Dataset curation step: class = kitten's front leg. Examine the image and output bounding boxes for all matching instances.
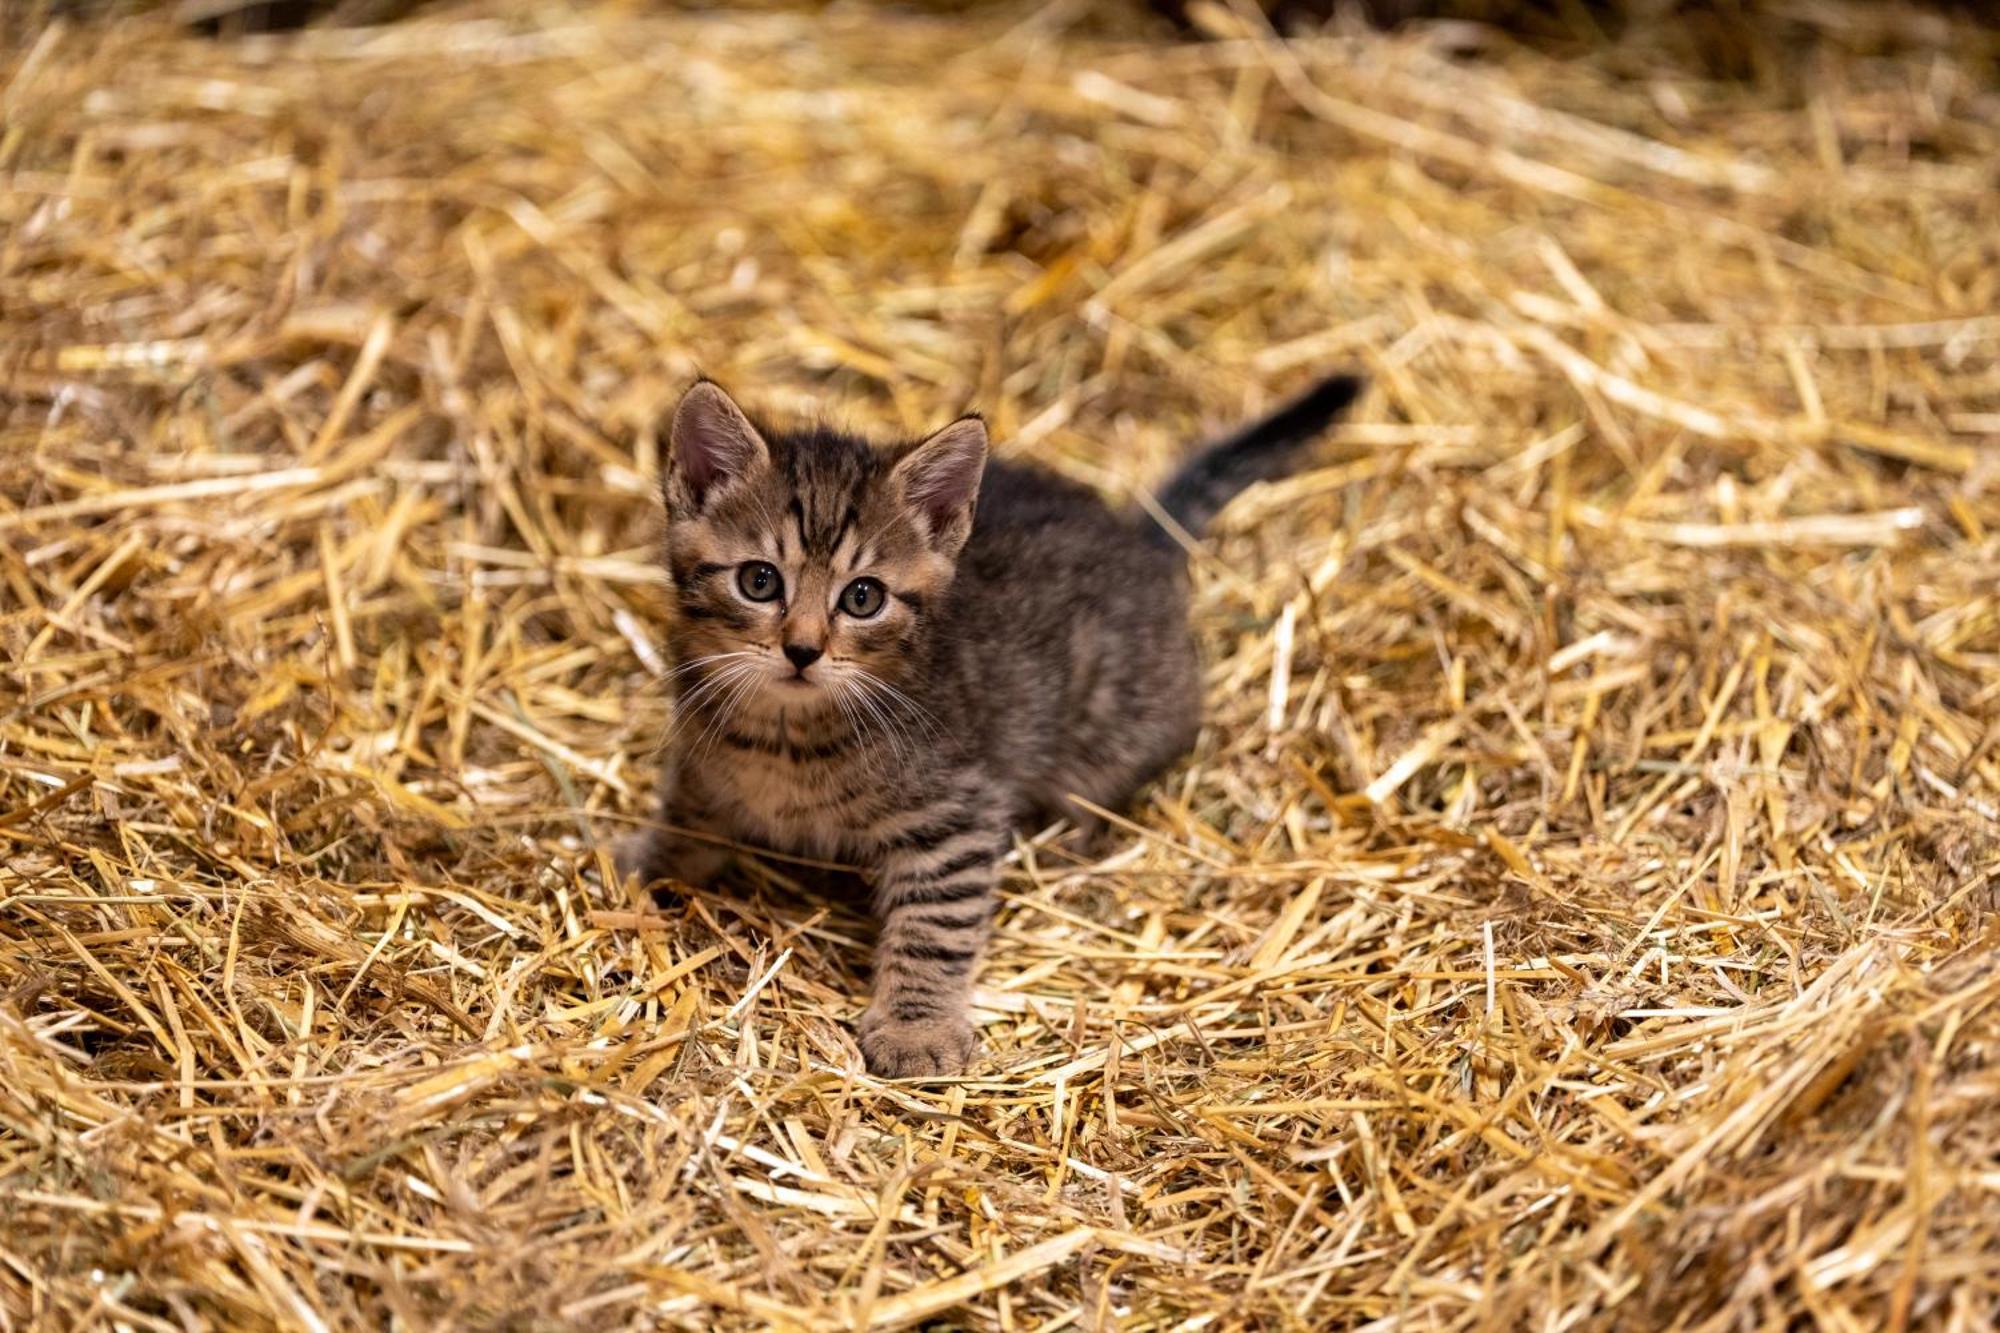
[614,822,731,889]
[614,766,733,890]
[859,814,1005,1078]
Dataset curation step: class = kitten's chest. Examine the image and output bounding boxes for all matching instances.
[690,742,886,860]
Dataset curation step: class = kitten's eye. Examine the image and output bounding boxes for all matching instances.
[838,577,886,618]
[737,561,783,603]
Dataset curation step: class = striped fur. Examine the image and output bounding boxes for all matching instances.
[619,376,1360,1076]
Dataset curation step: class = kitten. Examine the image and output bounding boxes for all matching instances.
[618,373,1364,1076]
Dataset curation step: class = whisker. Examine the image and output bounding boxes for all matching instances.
[670,662,749,716]
[666,661,759,745]
[694,665,770,760]
[828,678,866,752]
[848,676,916,765]
[830,677,880,756]
[688,666,764,763]
[851,666,944,745]
[664,650,759,683]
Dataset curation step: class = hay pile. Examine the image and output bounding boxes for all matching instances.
[4,0,1998,1325]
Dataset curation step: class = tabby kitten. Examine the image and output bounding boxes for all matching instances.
[618,373,1364,1076]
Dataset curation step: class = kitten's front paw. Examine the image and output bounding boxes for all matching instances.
[612,830,660,884]
[858,1010,977,1079]
[612,829,728,890]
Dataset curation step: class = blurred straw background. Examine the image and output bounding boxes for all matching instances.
[3,0,1998,1326]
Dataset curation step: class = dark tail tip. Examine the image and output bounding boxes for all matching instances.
[1152,372,1365,542]
[1258,373,1367,443]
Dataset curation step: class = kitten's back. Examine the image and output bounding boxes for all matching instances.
[926,376,1363,825]
[928,459,1194,825]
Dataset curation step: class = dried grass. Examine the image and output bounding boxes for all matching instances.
[4,0,2000,1327]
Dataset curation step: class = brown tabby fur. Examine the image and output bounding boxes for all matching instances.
[619,374,1363,1076]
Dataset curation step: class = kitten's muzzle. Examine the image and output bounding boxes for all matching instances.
[783,643,823,672]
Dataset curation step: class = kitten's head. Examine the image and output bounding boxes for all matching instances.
[657,380,986,712]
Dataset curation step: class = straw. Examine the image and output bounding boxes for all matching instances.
[2,0,1997,1326]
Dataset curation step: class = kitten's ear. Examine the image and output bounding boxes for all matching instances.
[665,380,769,513]
[890,416,987,553]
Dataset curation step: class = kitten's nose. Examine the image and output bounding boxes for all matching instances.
[783,643,822,672]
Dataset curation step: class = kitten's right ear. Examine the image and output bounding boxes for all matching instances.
[665,380,769,514]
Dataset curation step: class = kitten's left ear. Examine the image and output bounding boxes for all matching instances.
[890,416,987,554]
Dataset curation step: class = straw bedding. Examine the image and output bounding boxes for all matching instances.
[3,1,1998,1327]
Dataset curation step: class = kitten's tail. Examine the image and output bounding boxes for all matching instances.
[1149,373,1365,545]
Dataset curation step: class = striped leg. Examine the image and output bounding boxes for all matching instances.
[859,812,1005,1078]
